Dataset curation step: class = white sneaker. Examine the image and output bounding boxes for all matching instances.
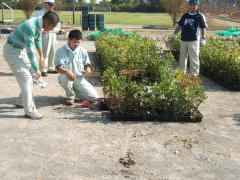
[25,112,43,120]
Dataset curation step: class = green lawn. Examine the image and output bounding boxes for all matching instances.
[104,12,172,26]
[1,10,172,27]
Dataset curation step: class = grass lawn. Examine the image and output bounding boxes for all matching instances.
[1,10,172,27]
[104,12,172,26]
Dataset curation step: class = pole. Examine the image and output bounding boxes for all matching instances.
[73,0,76,24]
[1,3,4,22]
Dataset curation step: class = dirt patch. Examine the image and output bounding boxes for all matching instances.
[119,150,137,168]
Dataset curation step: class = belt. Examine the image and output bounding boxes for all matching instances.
[7,39,22,49]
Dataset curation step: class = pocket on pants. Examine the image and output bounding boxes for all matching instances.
[3,43,21,66]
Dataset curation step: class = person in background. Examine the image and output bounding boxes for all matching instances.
[3,11,59,120]
[55,29,99,106]
[37,0,60,76]
[173,0,207,79]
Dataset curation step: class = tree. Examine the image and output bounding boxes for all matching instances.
[101,0,111,7]
[90,0,97,5]
[54,0,65,12]
[111,0,123,4]
[162,0,187,26]
[17,0,38,19]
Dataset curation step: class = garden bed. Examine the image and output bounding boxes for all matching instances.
[166,37,240,91]
[96,34,206,122]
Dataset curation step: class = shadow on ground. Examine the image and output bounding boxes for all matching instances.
[53,105,194,126]
[0,96,64,108]
[0,114,25,120]
[200,76,227,92]
[232,114,240,126]
[0,71,13,77]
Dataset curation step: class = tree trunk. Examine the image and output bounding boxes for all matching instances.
[172,15,177,26]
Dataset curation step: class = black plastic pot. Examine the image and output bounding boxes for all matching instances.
[96,14,105,30]
[88,14,96,31]
[110,111,203,123]
[82,15,89,31]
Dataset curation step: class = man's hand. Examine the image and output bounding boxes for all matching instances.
[172,33,177,39]
[200,38,206,46]
[35,71,42,80]
[65,70,76,81]
[84,66,92,76]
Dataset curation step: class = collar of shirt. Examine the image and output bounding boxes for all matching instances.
[188,10,199,16]
[65,43,80,55]
[38,16,43,31]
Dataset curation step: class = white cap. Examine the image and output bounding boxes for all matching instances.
[43,0,55,3]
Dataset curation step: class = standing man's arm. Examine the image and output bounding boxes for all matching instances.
[201,28,206,39]
[35,33,45,68]
[23,29,42,79]
[199,13,208,46]
[173,14,185,35]
[174,25,182,35]
[36,47,45,67]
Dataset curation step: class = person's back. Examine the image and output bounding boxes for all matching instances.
[8,16,42,50]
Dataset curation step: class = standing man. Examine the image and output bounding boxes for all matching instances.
[37,0,60,76]
[174,0,207,77]
[3,11,59,119]
[55,30,99,106]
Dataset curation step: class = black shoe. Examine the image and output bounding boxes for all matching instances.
[47,70,58,74]
[41,72,48,77]
[65,99,74,106]
[15,104,23,109]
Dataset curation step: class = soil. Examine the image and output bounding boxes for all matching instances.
[0,38,240,179]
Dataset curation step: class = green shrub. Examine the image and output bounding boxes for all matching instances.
[166,37,240,90]
[97,35,206,120]
[200,38,240,89]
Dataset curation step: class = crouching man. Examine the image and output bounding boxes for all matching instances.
[55,29,99,105]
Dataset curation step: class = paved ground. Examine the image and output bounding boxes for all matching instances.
[0,39,240,180]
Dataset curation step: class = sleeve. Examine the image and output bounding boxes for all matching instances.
[36,10,44,17]
[178,14,186,27]
[83,49,91,66]
[199,14,207,28]
[22,26,40,72]
[55,48,65,69]
[35,31,42,48]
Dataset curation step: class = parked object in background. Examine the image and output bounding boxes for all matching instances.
[88,14,96,31]
[216,28,240,38]
[89,28,133,40]
[96,14,105,30]
[0,28,13,39]
[82,5,89,31]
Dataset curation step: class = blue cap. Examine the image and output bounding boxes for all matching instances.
[189,0,200,5]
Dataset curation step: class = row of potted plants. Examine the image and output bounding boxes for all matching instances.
[166,37,240,90]
[95,35,206,122]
